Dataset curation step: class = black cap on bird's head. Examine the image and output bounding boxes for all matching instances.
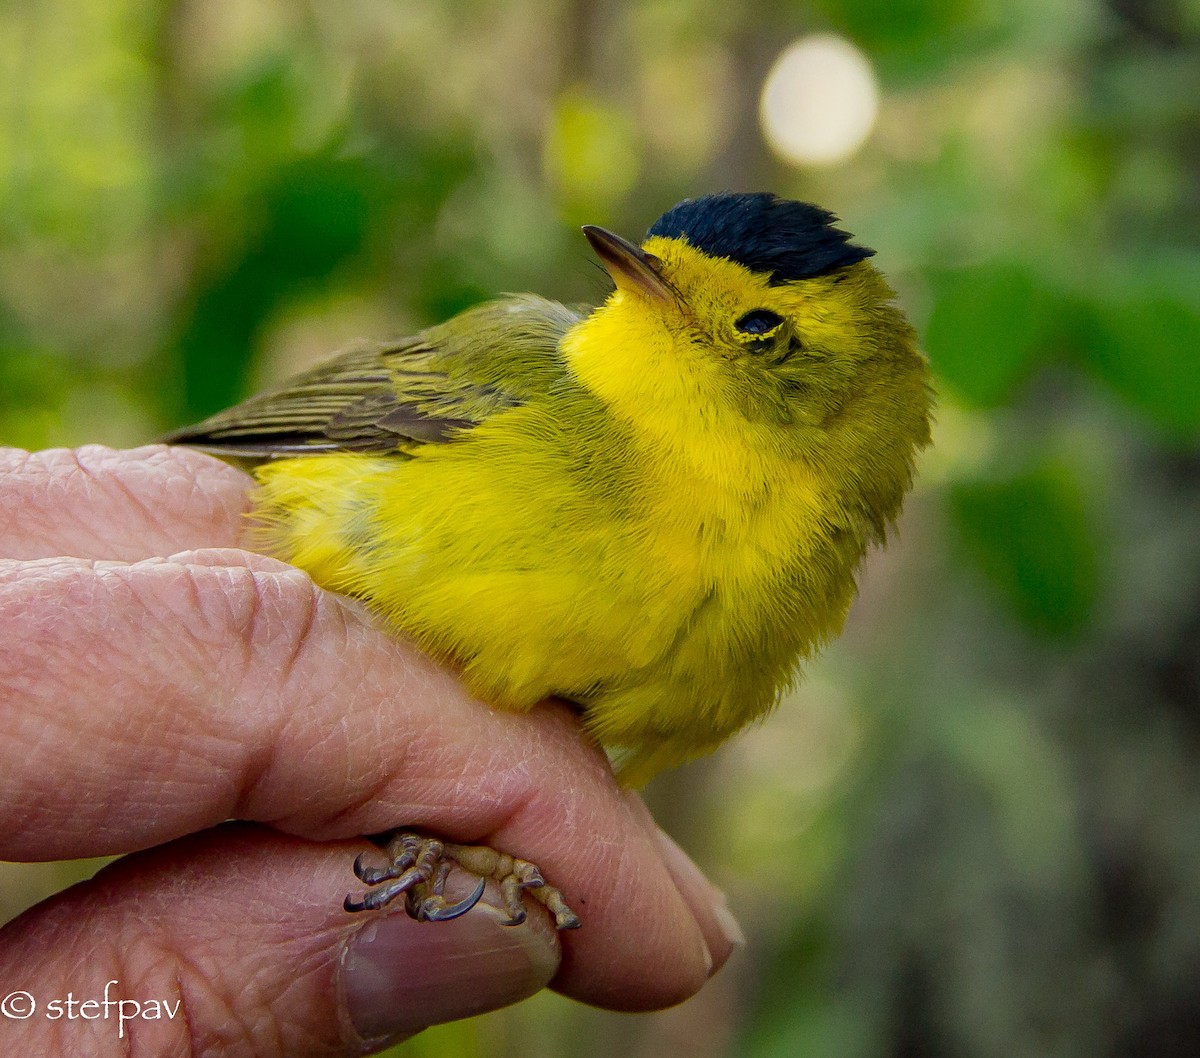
[645,192,874,285]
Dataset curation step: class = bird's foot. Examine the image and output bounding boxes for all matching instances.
[343,831,581,930]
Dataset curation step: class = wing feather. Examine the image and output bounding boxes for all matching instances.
[163,295,584,460]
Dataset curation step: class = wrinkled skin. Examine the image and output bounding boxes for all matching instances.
[0,444,739,1057]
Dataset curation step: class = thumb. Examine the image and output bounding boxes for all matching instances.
[340,890,560,1047]
[0,824,559,1056]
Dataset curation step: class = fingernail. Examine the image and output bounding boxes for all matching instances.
[711,891,747,949]
[652,827,745,969]
[338,904,561,1047]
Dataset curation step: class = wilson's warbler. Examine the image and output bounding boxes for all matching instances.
[167,192,933,928]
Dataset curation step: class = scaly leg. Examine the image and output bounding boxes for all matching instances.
[344,831,581,930]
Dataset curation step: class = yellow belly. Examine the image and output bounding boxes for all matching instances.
[250,412,861,784]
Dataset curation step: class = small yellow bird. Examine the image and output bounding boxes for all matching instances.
[167,193,933,928]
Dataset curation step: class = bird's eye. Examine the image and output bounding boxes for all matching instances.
[735,309,784,335]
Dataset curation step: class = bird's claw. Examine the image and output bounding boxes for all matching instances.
[408,876,487,922]
[345,830,581,930]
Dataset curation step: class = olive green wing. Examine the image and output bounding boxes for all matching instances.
[163,295,585,459]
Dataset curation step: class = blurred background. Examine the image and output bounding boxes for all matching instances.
[2,0,1199,1054]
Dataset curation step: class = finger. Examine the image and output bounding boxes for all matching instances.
[0,824,561,1055]
[646,813,745,978]
[0,445,251,561]
[0,551,726,1009]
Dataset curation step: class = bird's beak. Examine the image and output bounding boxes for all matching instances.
[582,225,673,302]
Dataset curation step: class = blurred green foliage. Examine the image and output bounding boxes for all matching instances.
[950,462,1099,638]
[2,0,1199,1056]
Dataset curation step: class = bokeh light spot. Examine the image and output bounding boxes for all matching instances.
[544,89,640,222]
[759,34,879,167]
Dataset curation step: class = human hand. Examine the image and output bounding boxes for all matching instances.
[0,445,741,1056]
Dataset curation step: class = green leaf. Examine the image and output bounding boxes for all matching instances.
[949,462,1099,638]
[170,149,382,420]
[1086,290,1200,442]
[924,261,1048,407]
[815,0,980,48]
[806,0,1009,80]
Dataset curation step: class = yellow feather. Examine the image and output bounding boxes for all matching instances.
[241,233,932,786]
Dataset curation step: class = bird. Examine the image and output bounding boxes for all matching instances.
[166,192,934,929]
